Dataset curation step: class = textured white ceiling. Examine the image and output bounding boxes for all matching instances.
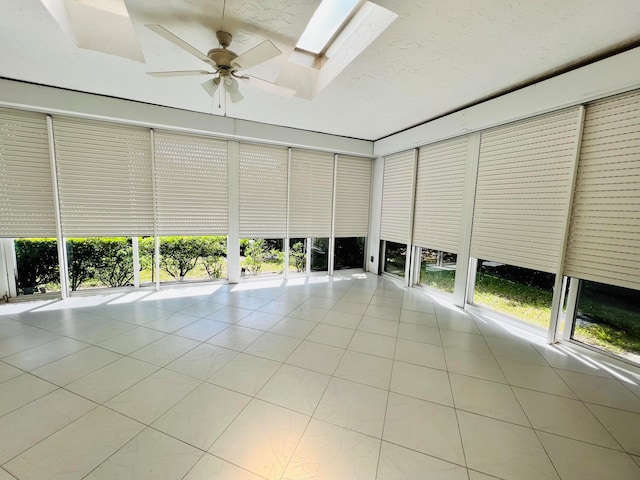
[1,0,639,140]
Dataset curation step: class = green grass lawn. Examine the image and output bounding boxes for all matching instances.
[420,268,640,356]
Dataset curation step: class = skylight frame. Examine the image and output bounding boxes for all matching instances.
[296,0,362,55]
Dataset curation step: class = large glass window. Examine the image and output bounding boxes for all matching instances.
[15,238,60,295]
[66,237,134,291]
[473,259,555,330]
[289,238,307,274]
[311,238,329,272]
[334,237,365,270]
[419,248,457,294]
[571,280,640,362]
[383,241,406,277]
[241,238,284,277]
[139,236,227,284]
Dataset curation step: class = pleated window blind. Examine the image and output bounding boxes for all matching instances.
[334,155,371,238]
[53,117,154,237]
[288,149,334,238]
[0,108,57,238]
[470,107,583,273]
[238,142,288,238]
[413,136,469,253]
[153,131,228,236]
[380,150,415,244]
[565,91,640,290]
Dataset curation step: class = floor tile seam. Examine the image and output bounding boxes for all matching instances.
[375,325,399,480]
[442,336,471,472]
[60,358,162,405]
[100,374,203,427]
[503,378,564,480]
[581,401,639,453]
[529,423,628,453]
[380,438,469,470]
[582,398,640,416]
[391,357,449,375]
[78,423,151,480]
[0,334,68,361]
[467,467,506,480]
[123,332,204,363]
[0,320,63,341]
[0,401,102,469]
[29,349,126,389]
[0,379,61,419]
[0,361,31,384]
[164,351,241,382]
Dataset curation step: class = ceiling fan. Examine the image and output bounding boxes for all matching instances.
[146,25,295,103]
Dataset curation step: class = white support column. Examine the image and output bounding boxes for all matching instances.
[411,246,421,285]
[404,148,419,287]
[47,115,69,299]
[453,132,481,308]
[562,278,580,341]
[0,238,17,299]
[150,129,160,291]
[227,141,241,283]
[306,238,312,273]
[548,106,586,344]
[367,156,383,273]
[465,257,478,305]
[328,154,338,275]
[132,236,140,288]
[284,148,291,280]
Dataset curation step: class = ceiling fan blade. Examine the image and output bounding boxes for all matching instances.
[201,77,220,97]
[232,40,281,71]
[146,24,215,66]
[244,75,296,97]
[223,77,244,103]
[148,70,214,78]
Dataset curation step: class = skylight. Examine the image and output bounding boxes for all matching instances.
[296,0,361,55]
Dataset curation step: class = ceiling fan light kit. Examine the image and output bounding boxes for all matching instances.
[146,24,287,103]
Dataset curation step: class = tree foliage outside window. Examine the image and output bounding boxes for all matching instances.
[289,241,306,272]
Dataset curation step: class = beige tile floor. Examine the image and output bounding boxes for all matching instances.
[0,273,640,479]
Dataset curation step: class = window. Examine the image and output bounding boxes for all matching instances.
[311,238,330,272]
[14,238,60,295]
[383,241,406,277]
[419,249,457,294]
[289,238,307,274]
[473,259,555,330]
[334,237,365,270]
[66,237,134,291]
[571,280,640,362]
[139,236,227,284]
[296,0,360,54]
[241,239,284,277]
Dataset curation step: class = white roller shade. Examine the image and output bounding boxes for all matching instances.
[470,107,583,273]
[154,131,228,236]
[289,149,334,238]
[238,142,288,238]
[334,155,371,238]
[565,90,640,290]
[0,108,56,238]
[413,136,469,253]
[53,117,154,237]
[380,150,415,244]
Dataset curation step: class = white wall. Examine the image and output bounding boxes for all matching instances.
[374,46,640,157]
[0,79,374,158]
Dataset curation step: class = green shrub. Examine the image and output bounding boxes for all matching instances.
[15,238,59,292]
[91,238,134,288]
[243,239,267,275]
[66,238,101,291]
[201,236,227,279]
[289,241,306,272]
